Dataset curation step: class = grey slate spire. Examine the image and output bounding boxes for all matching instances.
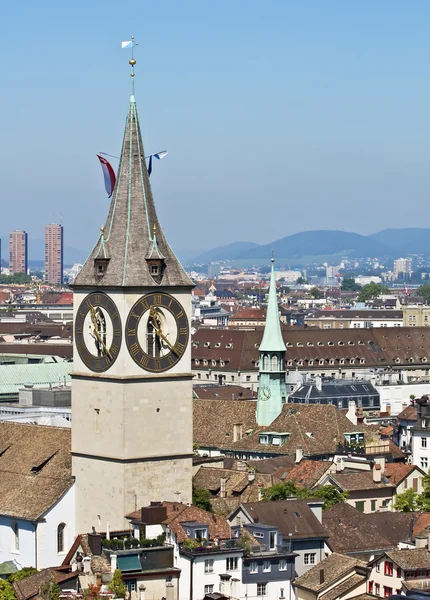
[73,94,193,289]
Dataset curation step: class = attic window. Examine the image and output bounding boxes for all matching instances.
[297,342,304,347]
[329,359,335,365]
[287,360,293,367]
[409,358,415,363]
[328,342,334,346]
[259,435,269,445]
[317,342,324,347]
[195,359,200,365]
[31,451,58,474]
[204,342,211,348]
[151,265,159,275]
[203,360,208,366]
[220,360,225,367]
[254,343,260,349]
[215,342,221,348]
[308,360,314,366]
[360,358,365,364]
[307,342,314,347]
[297,360,304,366]
[319,359,325,365]
[348,341,354,346]
[423,357,428,363]
[212,360,217,367]
[338,341,344,346]
[358,341,364,345]
[286,342,293,347]
[294,512,301,517]
[226,343,233,349]
[193,341,199,347]
[349,358,355,364]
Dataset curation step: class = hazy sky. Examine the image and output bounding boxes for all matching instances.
[0,0,429,261]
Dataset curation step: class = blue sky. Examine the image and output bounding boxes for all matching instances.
[0,0,429,262]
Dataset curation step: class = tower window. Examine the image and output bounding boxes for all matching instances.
[151,265,159,275]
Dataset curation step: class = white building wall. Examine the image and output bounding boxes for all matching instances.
[411,429,430,471]
[0,517,36,567]
[36,485,75,569]
[377,382,430,415]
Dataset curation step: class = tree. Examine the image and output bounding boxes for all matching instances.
[416,470,430,512]
[108,569,126,599]
[0,581,15,600]
[8,568,37,583]
[394,488,419,512]
[418,284,430,305]
[341,278,361,292]
[192,485,212,512]
[309,287,324,299]
[296,277,307,285]
[311,485,349,510]
[261,482,347,510]
[357,283,390,303]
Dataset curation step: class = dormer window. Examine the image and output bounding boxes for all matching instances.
[151,265,159,275]
[94,258,110,278]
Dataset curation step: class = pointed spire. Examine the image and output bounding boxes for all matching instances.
[73,93,192,288]
[259,257,285,352]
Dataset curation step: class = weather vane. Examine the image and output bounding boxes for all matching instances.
[122,37,139,89]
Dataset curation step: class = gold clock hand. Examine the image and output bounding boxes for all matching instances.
[155,327,175,352]
[88,303,112,360]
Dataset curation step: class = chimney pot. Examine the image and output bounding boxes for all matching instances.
[319,568,324,584]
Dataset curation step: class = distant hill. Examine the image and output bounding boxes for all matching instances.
[369,228,430,256]
[192,241,260,264]
[240,230,394,260]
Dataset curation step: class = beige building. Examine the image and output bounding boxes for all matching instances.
[403,304,430,326]
[305,310,403,329]
[394,257,412,279]
[9,230,28,275]
[71,91,194,532]
[44,223,63,284]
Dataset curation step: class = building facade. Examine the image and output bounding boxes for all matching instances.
[9,230,28,275]
[44,223,64,284]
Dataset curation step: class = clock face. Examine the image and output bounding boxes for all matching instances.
[125,292,189,372]
[259,386,271,401]
[75,292,122,372]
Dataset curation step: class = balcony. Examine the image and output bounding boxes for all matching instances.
[180,539,243,555]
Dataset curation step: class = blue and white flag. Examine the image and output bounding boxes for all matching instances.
[154,151,168,160]
[121,40,133,49]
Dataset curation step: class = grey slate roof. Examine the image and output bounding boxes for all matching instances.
[73,95,193,289]
[290,382,378,401]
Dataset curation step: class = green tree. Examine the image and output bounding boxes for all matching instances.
[416,471,430,512]
[0,581,15,600]
[0,273,32,284]
[309,287,324,299]
[108,569,126,599]
[192,486,212,512]
[261,482,346,510]
[296,276,307,285]
[311,485,349,510]
[357,283,390,303]
[394,488,419,512]
[341,278,362,292]
[418,284,430,305]
[8,568,37,583]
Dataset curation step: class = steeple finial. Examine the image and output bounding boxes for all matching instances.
[126,36,138,97]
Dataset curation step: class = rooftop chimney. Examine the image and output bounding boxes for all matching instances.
[295,448,303,464]
[373,463,382,483]
[346,400,357,426]
[110,553,117,573]
[83,557,91,574]
[87,532,102,556]
[319,569,324,585]
[220,478,227,498]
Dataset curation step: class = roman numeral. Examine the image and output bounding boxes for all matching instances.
[77,341,86,355]
[110,343,119,357]
[140,355,149,368]
[111,311,119,321]
[174,342,185,356]
[168,298,173,308]
[179,328,187,336]
[113,329,121,337]
[152,295,162,306]
[131,312,141,320]
[94,294,101,305]
[130,342,140,358]
[167,355,174,365]
[127,328,136,337]
[176,310,184,319]
[153,359,160,371]
[75,328,83,335]
[140,299,149,310]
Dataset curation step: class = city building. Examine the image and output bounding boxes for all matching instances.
[305,309,403,329]
[288,378,380,411]
[44,223,64,284]
[394,257,412,280]
[256,258,287,426]
[71,72,194,532]
[403,304,430,326]
[410,396,430,471]
[9,230,28,275]
[227,499,327,577]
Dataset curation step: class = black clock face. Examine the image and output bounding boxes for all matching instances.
[125,292,189,372]
[75,292,122,372]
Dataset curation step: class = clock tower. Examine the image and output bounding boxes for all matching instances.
[71,62,194,532]
[256,258,287,426]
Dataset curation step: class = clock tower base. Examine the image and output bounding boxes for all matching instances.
[71,373,193,533]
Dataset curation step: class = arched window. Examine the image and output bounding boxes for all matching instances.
[147,312,161,358]
[57,523,66,553]
[271,355,278,371]
[263,355,269,370]
[94,308,106,357]
[12,522,19,551]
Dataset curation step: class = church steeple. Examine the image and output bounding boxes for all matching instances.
[73,91,192,289]
[256,257,287,426]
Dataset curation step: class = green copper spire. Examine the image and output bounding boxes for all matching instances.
[259,258,285,353]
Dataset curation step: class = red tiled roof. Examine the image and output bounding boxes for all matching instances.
[280,460,331,488]
[384,463,423,486]
[231,308,266,320]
